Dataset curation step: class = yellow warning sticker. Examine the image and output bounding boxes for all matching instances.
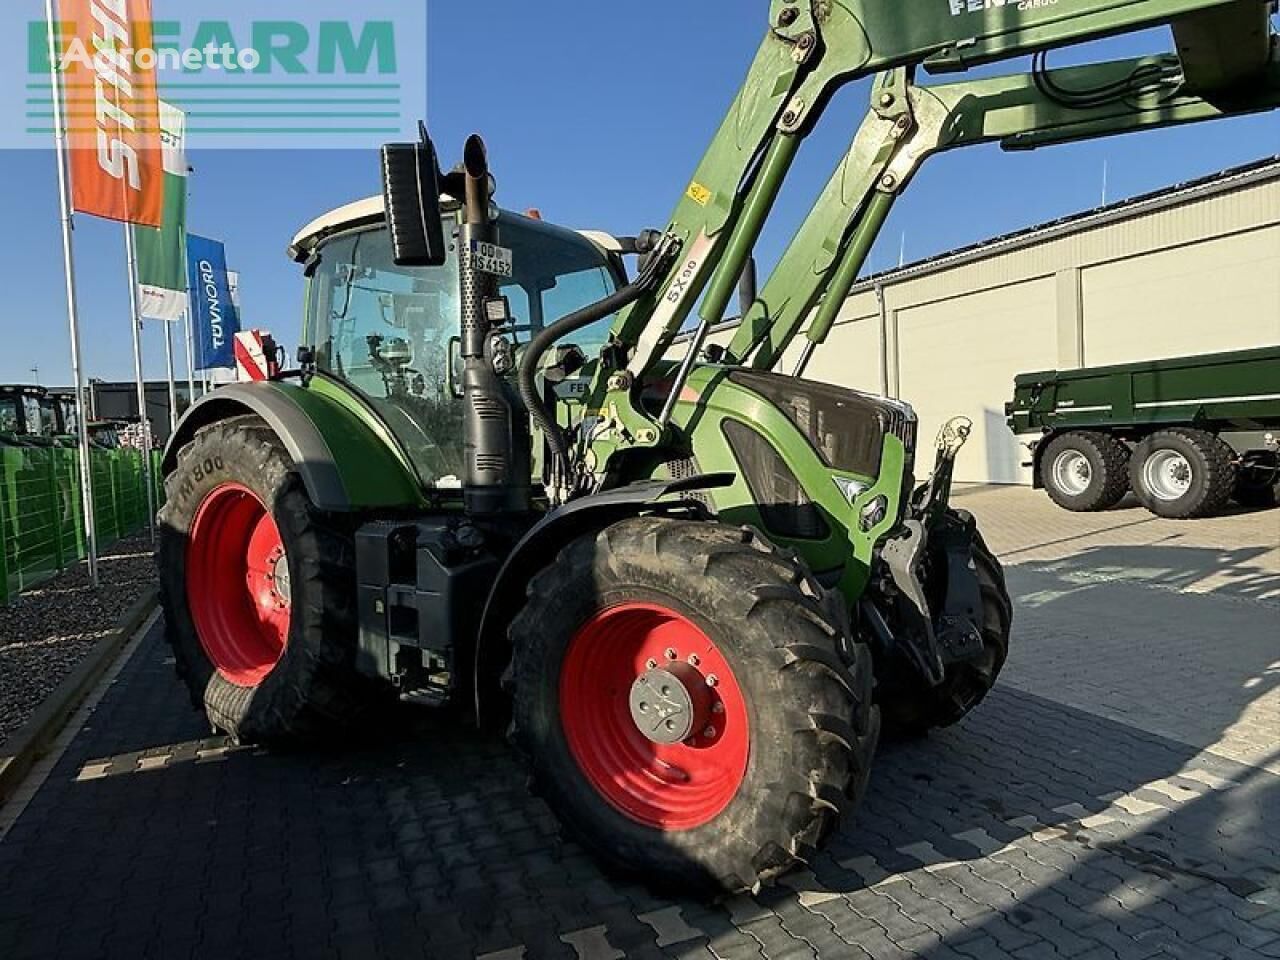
[686,181,712,206]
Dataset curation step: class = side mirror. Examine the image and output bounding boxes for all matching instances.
[381,124,447,267]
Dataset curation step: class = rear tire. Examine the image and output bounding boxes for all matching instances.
[508,517,879,894]
[1130,428,1234,519]
[879,515,1012,736]
[158,416,376,744]
[1039,431,1129,512]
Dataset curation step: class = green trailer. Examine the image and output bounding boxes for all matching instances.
[1006,346,1280,518]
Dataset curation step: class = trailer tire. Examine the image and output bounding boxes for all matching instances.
[508,517,879,894]
[158,415,375,744]
[1130,428,1235,520]
[1039,431,1129,512]
[879,517,1012,736]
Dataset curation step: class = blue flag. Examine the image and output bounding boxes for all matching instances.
[187,235,241,370]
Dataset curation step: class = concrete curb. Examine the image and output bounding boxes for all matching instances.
[0,587,159,804]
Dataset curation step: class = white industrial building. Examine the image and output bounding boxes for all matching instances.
[697,157,1280,485]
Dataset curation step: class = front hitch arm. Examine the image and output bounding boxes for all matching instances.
[870,416,984,689]
[916,416,972,525]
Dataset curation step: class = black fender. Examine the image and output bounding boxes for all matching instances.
[162,382,423,512]
[472,473,735,726]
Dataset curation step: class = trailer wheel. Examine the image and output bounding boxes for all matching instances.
[879,516,1012,736]
[158,416,374,744]
[1039,431,1129,512]
[508,517,878,894]
[1130,428,1235,519]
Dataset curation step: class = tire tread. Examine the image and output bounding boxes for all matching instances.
[507,517,879,894]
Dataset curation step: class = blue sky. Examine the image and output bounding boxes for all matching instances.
[1,1,1277,385]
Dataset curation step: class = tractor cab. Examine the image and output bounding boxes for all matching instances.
[0,386,57,447]
[290,195,627,490]
[46,390,80,443]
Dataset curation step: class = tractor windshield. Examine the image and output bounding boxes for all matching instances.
[38,397,60,436]
[56,397,79,435]
[306,211,619,488]
[21,396,41,436]
[0,399,19,436]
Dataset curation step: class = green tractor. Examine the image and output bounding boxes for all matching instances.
[0,386,63,447]
[158,2,1279,892]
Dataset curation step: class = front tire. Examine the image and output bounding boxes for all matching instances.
[1130,428,1234,519]
[158,416,374,744]
[508,517,879,894]
[1039,431,1129,512]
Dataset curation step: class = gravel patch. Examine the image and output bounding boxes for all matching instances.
[0,536,155,748]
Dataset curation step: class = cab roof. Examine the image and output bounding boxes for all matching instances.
[288,195,623,263]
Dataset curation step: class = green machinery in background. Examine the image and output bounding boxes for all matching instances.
[0,386,161,602]
[0,443,162,605]
[157,2,1280,892]
[0,385,66,446]
[1008,345,1280,518]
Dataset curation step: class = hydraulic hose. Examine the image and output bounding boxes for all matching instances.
[517,237,676,486]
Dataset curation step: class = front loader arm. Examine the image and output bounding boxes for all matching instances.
[739,43,1280,371]
[585,0,1277,485]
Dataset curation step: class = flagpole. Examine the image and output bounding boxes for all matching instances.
[125,224,157,542]
[183,307,196,407]
[45,0,98,587]
[163,318,178,434]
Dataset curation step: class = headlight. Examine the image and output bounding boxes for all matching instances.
[859,494,888,532]
[832,475,868,505]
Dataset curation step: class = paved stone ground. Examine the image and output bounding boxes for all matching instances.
[0,486,1277,960]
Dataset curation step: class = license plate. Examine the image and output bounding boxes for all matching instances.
[471,241,513,278]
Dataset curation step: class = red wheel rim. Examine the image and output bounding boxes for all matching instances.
[186,483,290,687]
[559,602,749,830]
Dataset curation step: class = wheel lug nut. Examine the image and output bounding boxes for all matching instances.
[646,658,658,670]
[687,654,700,667]
[706,674,718,687]
[703,726,716,738]
[664,648,677,660]
[712,702,724,714]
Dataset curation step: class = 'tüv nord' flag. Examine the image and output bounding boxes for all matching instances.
[60,0,164,226]
[134,102,187,321]
[187,235,240,370]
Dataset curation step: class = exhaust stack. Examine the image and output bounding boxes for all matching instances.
[457,135,529,515]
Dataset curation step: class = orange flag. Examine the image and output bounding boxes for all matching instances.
[60,0,163,226]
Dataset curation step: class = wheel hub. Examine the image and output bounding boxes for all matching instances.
[186,483,291,687]
[559,602,749,830]
[1143,449,1193,501]
[270,550,291,606]
[629,662,712,745]
[1052,450,1092,496]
